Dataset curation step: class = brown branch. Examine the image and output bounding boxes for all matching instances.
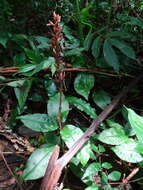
[108,167,139,185]
[40,73,143,190]
[122,168,139,184]
[0,66,133,77]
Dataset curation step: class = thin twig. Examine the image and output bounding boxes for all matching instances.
[1,153,24,190]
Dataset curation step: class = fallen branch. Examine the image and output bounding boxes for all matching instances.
[41,73,143,190]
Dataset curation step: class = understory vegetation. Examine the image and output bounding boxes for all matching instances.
[1,0,143,190]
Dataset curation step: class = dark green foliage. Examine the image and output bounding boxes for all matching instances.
[1,1,143,190]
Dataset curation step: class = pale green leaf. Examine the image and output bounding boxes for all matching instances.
[102,162,112,169]
[74,73,95,100]
[108,171,121,181]
[60,125,91,166]
[126,107,143,142]
[112,140,143,163]
[22,145,54,180]
[98,123,128,145]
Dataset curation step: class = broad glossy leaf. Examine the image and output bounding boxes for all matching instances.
[110,39,135,60]
[18,114,58,132]
[108,171,121,181]
[103,39,119,71]
[48,93,69,122]
[92,90,111,109]
[60,125,91,166]
[14,79,32,113]
[22,145,54,180]
[126,107,143,142]
[74,73,95,100]
[92,36,102,58]
[98,123,128,145]
[112,140,143,163]
[67,96,96,119]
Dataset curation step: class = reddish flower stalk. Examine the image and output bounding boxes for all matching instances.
[47,12,65,129]
[47,12,65,82]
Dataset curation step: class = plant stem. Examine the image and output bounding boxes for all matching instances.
[107,0,113,31]
[76,0,84,44]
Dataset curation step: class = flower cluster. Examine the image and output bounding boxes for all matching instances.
[47,12,65,82]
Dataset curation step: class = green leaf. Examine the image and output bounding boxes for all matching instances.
[0,37,8,48]
[17,64,36,74]
[60,125,91,166]
[91,36,102,59]
[97,123,128,145]
[98,144,106,153]
[67,96,97,119]
[24,48,42,64]
[14,79,32,113]
[112,140,143,163]
[7,80,25,87]
[126,107,143,142]
[107,31,134,39]
[22,145,54,180]
[109,39,136,60]
[31,57,56,76]
[108,171,121,181]
[103,39,119,71]
[34,36,50,49]
[65,48,84,56]
[47,93,69,122]
[101,172,108,185]
[92,90,111,109]
[84,31,94,51]
[85,184,99,190]
[82,162,101,180]
[102,162,112,169]
[44,79,57,97]
[18,114,58,132]
[74,73,95,100]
